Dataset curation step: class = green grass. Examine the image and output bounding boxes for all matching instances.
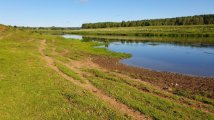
[54,61,85,83]
[1,26,214,120]
[29,25,214,44]
[46,36,130,60]
[173,90,214,106]
[85,69,214,108]
[32,25,214,38]
[70,25,214,37]
[84,68,214,120]
[0,28,129,120]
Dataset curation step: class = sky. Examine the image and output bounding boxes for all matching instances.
[0,0,214,27]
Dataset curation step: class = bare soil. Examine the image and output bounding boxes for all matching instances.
[39,40,148,120]
[92,55,214,99]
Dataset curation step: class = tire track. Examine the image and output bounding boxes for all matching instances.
[39,40,148,120]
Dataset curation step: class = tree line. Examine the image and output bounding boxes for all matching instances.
[82,14,214,29]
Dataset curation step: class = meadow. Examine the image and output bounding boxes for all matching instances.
[0,26,214,120]
[32,25,214,38]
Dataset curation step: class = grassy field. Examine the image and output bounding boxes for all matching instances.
[32,25,214,38]
[0,26,214,119]
[0,27,129,119]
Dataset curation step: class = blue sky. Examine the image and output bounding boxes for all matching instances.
[0,0,213,27]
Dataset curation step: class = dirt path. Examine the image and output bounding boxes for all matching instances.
[39,40,148,120]
[64,58,214,114]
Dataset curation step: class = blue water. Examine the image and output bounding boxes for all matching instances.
[108,42,214,77]
[63,35,214,77]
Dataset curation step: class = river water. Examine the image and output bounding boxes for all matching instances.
[63,34,214,77]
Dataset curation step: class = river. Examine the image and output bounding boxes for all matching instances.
[63,34,214,77]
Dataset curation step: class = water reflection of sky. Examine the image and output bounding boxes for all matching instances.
[109,42,214,77]
[62,34,83,39]
[63,34,214,77]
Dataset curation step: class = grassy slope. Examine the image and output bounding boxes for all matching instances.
[0,27,214,119]
[48,33,214,120]
[0,25,5,30]
[84,69,214,120]
[0,28,128,119]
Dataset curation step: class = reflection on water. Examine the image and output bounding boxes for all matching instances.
[62,34,83,39]
[63,34,214,77]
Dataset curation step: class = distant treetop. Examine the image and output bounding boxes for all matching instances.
[82,14,214,29]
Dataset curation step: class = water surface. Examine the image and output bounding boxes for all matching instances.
[63,34,82,39]
[63,34,214,77]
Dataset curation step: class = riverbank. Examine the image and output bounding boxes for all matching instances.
[0,27,214,119]
[92,55,214,99]
[82,34,214,45]
[63,34,214,77]
[71,25,214,37]
[32,25,214,38]
[61,34,214,99]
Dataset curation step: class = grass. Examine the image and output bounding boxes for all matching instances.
[54,61,85,83]
[70,25,214,37]
[32,25,214,38]
[84,68,214,120]
[47,36,130,60]
[0,24,6,30]
[0,28,129,119]
[85,69,214,110]
[173,90,214,106]
[29,25,214,44]
[1,26,214,119]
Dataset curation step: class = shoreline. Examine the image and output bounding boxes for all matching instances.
[91,55,214,99]
[119,60,214,78]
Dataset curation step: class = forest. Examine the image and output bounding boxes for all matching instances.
[82,14,214,29]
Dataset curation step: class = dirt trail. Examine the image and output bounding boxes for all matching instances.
[39,40,148,120]
[55,53,214,114]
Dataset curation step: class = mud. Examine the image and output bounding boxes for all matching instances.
[92,55,214,99]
